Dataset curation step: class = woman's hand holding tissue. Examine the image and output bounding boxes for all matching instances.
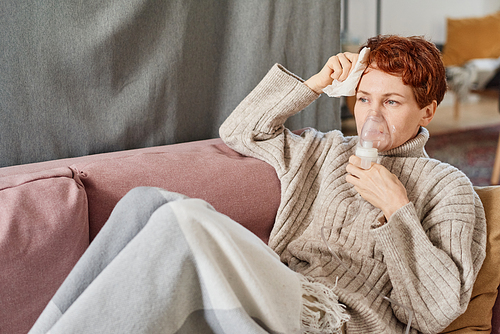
[345,155,410,222]
[304,52,359,95]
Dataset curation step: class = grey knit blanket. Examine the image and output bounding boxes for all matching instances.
[28,187,348,334]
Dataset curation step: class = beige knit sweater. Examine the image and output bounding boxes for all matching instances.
[219,64,487,334]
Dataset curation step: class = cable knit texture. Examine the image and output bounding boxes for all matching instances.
[219,64,487,334]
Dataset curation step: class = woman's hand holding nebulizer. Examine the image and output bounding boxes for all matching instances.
[347,113,410,220]
[356,113,393,169]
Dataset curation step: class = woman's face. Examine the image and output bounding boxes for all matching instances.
[354,67,436,151]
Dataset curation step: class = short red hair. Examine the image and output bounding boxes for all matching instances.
[360,35,447,109]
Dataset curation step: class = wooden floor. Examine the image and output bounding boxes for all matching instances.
[341,92,500,136]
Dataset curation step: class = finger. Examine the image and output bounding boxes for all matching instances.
[345,174,354,186]
[336,54,353,81]
[348,155,362,168]
[343,52,358,62]
[344,53,359,76]
[328,55,343,81]
[345,163,359,177]
[346,173,361,185]
[347,173,379,204]
[333,52,360,81]
[346,177,373,201]
[346,162,370,183]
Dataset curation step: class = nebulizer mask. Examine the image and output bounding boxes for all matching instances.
[355,112,393,169]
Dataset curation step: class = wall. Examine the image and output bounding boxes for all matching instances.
[344,0,500,45]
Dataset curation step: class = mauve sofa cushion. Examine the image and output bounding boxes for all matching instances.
[78,140,281,243]
[0,167,89,334]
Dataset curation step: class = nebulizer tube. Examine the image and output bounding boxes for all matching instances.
[318,114,414,333]
[320,226,413,334]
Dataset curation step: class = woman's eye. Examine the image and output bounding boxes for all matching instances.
[358,97,368,103]
[386,100,399,106]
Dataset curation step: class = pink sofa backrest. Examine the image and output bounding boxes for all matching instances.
[76,139,282,242]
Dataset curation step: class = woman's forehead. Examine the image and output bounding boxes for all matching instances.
[358,68,412,96]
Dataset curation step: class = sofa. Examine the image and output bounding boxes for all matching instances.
[2,137,500,334]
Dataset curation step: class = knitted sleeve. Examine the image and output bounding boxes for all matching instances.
[371,162,487,333]
[219,64,320,177]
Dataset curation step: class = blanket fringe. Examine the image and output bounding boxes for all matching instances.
[299,276,350,334]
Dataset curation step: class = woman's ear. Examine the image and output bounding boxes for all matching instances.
[418,100,437,127]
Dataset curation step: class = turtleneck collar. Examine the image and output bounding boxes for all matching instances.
[379,127,430,158]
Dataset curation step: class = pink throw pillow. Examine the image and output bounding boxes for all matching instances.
[0,167,89,334]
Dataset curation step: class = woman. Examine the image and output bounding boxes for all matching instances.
[220,35,486,333]
[31,35,486,334]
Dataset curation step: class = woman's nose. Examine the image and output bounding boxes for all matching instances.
[367,108,383,117]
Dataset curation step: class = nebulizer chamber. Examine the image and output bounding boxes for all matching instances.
[355,113,393,169]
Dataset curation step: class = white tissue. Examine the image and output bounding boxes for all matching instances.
[322,47,370,97]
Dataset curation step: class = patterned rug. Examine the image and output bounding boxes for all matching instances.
[425,125,500,186]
